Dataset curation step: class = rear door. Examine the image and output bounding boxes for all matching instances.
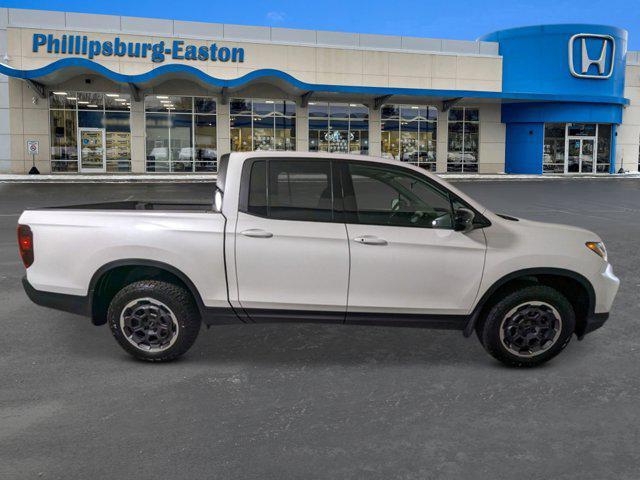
[234,158,350,321]
[341,161,486,322]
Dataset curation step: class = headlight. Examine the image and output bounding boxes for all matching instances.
[586,241,607,261]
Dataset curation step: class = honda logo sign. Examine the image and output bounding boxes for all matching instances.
[568,33,615,79]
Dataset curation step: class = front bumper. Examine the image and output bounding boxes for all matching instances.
[22,276,91,317]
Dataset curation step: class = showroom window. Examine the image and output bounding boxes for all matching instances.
[145,96,217,172]
[308,102,369,154]
[543,123,612,174]
[381,104,437,171]
[447,107,479,172]
[50,91,131,172]
[230,98,296,152]
[543,123,566,173]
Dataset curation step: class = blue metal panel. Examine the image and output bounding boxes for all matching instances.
[481,24,628,103]
[505,123,544,174]
[502,102,623,124]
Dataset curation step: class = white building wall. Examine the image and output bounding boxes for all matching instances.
[618,61,640,172]
[0,8,10,173]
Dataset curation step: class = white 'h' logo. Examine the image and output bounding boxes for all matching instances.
[568,34,615,79]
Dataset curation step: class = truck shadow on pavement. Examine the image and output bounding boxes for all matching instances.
[63,318,579,369]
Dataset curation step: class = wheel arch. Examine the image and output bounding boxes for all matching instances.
[464,268,596,338]
[88,259,206,326]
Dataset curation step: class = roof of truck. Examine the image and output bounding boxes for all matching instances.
[228,151,394,162]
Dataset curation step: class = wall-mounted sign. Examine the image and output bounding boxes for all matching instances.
[568,34,615,79]
[32,33,245,64]
[26,140,39,156]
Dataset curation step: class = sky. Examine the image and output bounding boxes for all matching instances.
[2,0,640,49]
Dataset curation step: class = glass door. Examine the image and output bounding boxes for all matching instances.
[565,137,596,173]
[78,128,106,173]
[580,139,594,173]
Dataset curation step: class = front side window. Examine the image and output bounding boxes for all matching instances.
[447,107,479,172]
[308,102,369,155]
[381,104,437,171]
[230,99,296,152]
[247,160,333,222]
[145,95,217,172]
[346,162,453,228]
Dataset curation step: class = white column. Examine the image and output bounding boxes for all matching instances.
[0,12,8,173]
[296,103,308,152]
[478,104,506,174]
[217,101,230,156]
[130,97,145,173]
[368,107,381,156]
[436,108,449,172]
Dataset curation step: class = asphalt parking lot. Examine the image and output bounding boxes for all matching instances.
[1,178,640,479]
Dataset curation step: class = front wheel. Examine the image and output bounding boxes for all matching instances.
[107,280,201,362]
[476,285,575,367]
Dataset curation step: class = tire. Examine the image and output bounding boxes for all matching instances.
[107,280,201,362]
[476,285,575,368]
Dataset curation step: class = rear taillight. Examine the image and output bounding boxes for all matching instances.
[17,224,34,268]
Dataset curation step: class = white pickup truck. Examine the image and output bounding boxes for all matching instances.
[18,152,620,367]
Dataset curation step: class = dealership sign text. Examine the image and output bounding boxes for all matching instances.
[32,33,245,64]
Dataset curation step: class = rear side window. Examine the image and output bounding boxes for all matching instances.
[247,159,334,222]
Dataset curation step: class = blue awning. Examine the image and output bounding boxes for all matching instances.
[0,58,629,106]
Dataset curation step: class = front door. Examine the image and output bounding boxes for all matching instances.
[342,161,486,320]
[78,128,106,173]
[566,137,595,173]
[234,158,350,319]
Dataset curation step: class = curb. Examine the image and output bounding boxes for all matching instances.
[1,173,639,183]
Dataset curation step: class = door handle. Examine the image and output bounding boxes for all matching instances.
[240,229,273,238]
[353,235,388,246]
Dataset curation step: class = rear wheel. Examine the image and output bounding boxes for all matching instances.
[476,285,575,367]
[107,280,201,362]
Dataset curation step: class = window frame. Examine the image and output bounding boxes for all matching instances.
[49,90,132,173]
[238,157,489,229]
[308,102,369,155]
[239,157,344,224]
[446,106,480,173]
[380,103,438,170]
[229,98,297,152]
[143,95,217,173]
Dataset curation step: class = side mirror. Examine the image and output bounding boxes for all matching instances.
[454,207,475,232]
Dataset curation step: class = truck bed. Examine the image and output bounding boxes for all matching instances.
[35,200,213,212]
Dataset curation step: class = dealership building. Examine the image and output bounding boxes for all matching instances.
[0,8,638,175]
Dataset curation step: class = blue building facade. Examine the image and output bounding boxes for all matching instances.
[482,24,629,174]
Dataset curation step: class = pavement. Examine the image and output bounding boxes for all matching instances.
[1,179,640,479]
